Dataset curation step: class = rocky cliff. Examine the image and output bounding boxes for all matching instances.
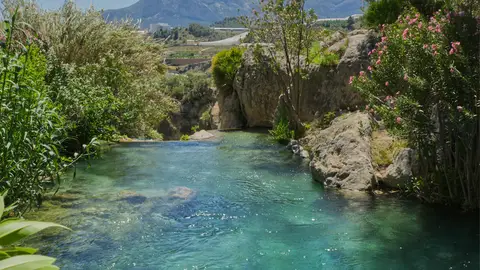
[218,30,375,129]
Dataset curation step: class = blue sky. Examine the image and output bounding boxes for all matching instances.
[36,0,137,10]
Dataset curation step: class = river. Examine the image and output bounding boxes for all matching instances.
[26,132,479,269]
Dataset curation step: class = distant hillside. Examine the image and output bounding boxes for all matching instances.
[104,0,363,27]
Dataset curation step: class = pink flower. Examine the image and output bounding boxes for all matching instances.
[383,45,388,50]
[431,44,438,50]
[423,44,428,49]
[418,22,423,28]
[402,28,409,40]
[376,59,381,65]
[449,48,455,55]
[396,117,402,124]
[368,66,373,71]
[452,41,460,50]
[359,71,366,76]
[428,25,434,31]
[378,50,384,55]
[450,68,455,73]
[385,81,389,87]
[381,36,388,42]
[416,13,420,19]
[368,51,372,56]
[404,74,409,81]
[349,76,354,84]
[436,25,442,33]
[408,18,418,25]
[434,51,439,56]
[457,106,463,112]
[406,15,411,20]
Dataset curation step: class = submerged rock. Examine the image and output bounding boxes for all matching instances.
[302,112,376,191]
[167,187,196,201]
[117,190,147,204]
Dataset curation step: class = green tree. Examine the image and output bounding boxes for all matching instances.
[346,16,355,30]
[243,0,318,138]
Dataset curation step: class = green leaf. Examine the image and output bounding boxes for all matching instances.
[0,247,38,257]
[0,191,5,216]
[0,255,56,270]
[0,220,70,246]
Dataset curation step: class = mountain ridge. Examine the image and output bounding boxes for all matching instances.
[103,0,363,27]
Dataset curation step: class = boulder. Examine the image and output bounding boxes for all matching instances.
[117,190,147,204]
[302,112,376,191]
[219,30,374,130]
[190,130,215,141]
[382,148,416,188]
[168,187,196,201]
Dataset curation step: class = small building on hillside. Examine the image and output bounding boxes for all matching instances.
[149,23,172,33]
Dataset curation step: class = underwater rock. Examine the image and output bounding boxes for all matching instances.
[117,190,147,204]
[167,187,196,201]
[49,192,83,203]
[190,130,215,141]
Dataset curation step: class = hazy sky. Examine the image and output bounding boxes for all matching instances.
[36,0,138,10]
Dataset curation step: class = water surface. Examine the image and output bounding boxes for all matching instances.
[27,132,479,270]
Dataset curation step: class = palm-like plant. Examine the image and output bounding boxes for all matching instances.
[0,192,69,270]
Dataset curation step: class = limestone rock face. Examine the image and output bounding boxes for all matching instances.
[382,148,416,188]
[217,88,245,130]
[219,30,375,129]
[302,112,376,191]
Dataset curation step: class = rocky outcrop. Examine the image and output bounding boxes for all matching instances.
[190,130,215,140]
[219,30,375,129]
[301,112,376,191]
[217,88,245,130]
[381,148,417,188]
[287,140,309,159]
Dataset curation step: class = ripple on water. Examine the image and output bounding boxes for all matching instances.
[23,132,479,270]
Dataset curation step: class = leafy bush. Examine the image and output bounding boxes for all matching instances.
[146,129,164,141]
[309,43,340,66]
[269,118,294,144]
[188,23,212,37]
[191,125,200,133]
[0,18,70,211]
[363,0,405,27]
[4,1,176,147]
[212,47,244,91]
[180,135,190,141]
[351,8,479,208]
[0,192,69,269]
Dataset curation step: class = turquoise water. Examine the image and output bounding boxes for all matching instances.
[27,132,479,270]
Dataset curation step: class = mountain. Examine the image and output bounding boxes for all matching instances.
[36,0,137,10]
[103,0,363,27]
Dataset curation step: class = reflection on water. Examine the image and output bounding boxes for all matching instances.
[26,132,479,270]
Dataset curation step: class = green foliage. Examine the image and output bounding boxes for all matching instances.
[212,47,244,91]
[310,43,340,67]
[0,17,71,211]
[352,8,479,208]
[211,17,243,28]
[163,72,211,102]
[188,23,212,37]
[146,129,163,141]
[3,1,177,146]
[180,135,190,141]
[200,109,211,122]
[0,192,69,269]
[191,125,200,133]
[371,131,408,166]
[269,118,295,145]
[363,0,405,27]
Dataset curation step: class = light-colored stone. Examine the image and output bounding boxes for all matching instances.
[219,30,375,130]
[190,130,215,140]
[168,186,196,201]
[301,112,376,191]
[382,148,416,188]
[117,190,147,204]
